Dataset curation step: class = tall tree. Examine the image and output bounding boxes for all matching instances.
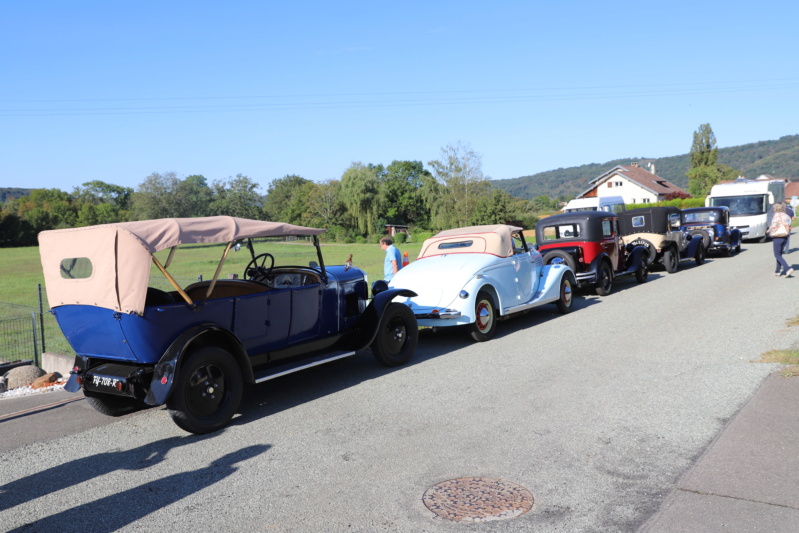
[263,175,312,223]
[209,174,263,219]
[687,124,740,197]
[132,172,186,219]
[426,143,490,228]
[305,180,344,227]
[379,160,430,224]
[340,163,381,235]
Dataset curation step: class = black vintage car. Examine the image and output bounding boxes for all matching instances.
[618,206,706,273]
[535,211,649,296]
[680,206,742,256]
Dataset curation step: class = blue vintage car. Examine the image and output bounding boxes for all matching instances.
[39,217,418,434]
[680,206,742,256]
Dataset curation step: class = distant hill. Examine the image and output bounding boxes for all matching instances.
[0,188,32,203]
[493,134,799,200]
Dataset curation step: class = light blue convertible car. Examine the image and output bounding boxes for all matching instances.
[388,224,576,342]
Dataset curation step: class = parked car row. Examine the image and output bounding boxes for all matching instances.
[38,208,739,434]
[534,206,742,295]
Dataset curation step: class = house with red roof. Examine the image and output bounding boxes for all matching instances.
[576,163,690,205]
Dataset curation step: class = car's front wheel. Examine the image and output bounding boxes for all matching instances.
[84,390,144,417]
[468,291,497,342]
[556,274,574,314]
[167,346,243,435]
[635,265,648,283]
[695,244,705,265]
[372,303,418,366]
[663,247,679,273]
[595,262,613,296]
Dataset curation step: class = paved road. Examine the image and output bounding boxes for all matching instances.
[1,241,797,532]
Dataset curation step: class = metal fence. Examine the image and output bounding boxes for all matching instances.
[0,278,207,367]
[0,302,44,366]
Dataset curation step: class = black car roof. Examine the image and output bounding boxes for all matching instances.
[535,211,617,243]
[618,206,680,235]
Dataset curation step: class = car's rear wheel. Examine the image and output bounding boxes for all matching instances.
[168,346,243,435]
[542,250,576,272]
[664,247,679,273]
[84,390,144,417]
[595,262,613,296]
[695,244,705,265]
[556,274,574,314]
[372,303,418,366]
[468,291,497,342]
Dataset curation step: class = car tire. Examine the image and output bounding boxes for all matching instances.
[695,244,705,265]
[167,345,243,435]
[664,247,679,273]
[542,250,576,272]
[556,273,574,314]
[635,266,648,283]
[595,261,613,296]
[468,291,497,342]
[372,303,418,366]
[84,390,144,417]
[690,229,712,251]
[634,239,657,264]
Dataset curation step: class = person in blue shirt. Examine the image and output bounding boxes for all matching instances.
[380,236,402,282]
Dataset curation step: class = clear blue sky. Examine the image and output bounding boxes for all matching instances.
[2,1,798,192]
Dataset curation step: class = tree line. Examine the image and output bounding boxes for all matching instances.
[1,143,561,247]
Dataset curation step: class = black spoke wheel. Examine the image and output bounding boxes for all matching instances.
[556,274,574,314]
[635,265,648,283]
[664,247,679,273]
[84,390,144,417]
[372,303,418,366]
[168,346,242,434]
[595,262,613,296]
[468,291,497,342]
[695,244,705,265]
[244,253,275,281]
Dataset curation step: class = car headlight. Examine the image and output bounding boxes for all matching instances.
[459,290,469,299]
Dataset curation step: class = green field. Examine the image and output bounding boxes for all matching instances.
[0,240,423,361]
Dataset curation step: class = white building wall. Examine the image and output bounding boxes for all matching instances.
[595,173,657,204]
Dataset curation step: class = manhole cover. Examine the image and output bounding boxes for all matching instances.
[423,477,534,522]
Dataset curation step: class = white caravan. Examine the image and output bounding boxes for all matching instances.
[563,196,626,213]
[705,178,786,242]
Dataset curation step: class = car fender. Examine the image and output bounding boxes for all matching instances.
[352,288,417,349]
[63,354,90,393]
[623,245,649,272]
[586,253,610,280]
[537,263,572,301]
[144,324,250,406]
[684,234,704,258]
[730,227,742,247]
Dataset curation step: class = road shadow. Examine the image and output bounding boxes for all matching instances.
[7,443,268,533]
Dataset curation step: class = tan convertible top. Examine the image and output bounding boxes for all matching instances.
[39,216,325,314]
[418,224,522,259]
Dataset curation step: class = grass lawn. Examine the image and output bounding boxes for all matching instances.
[0,240,424,361]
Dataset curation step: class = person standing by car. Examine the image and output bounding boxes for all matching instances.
[768,203,793,277]
[380,236,402,282]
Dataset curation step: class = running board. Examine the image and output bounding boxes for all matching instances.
[252,350,358,383]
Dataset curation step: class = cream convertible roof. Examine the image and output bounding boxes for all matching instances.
[39,217,325,315]
[418,224,523,259]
